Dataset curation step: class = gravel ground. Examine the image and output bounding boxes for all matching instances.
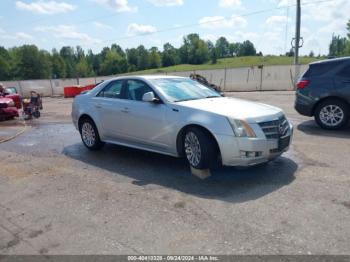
[0,91,349,255]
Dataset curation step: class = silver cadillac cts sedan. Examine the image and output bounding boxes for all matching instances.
[72,76,293,169]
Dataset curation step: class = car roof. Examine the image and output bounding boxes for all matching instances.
[310,56,350,65]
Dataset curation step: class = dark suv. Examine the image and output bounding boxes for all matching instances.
[295,57,350,129]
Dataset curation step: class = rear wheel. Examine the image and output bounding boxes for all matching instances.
[183,127,218,169]
[314,99,349,130]
[33,110,40,118]
[79,118,104,150]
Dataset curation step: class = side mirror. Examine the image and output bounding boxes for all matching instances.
[142,92,159,103]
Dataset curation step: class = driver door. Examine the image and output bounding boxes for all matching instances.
[119,79,171,151]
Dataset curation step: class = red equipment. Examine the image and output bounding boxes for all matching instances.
[64,84,97,98]
[0,97,19,120]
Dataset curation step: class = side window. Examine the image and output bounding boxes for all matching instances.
[125,80,153,101]
[307,63,334,76]
[97,81,123,98]
[337,65,350,78]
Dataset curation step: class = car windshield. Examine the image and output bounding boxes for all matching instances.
[5,88,17,94]
[149,78,221,102]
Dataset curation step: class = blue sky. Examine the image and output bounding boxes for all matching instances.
[0,0,349,55]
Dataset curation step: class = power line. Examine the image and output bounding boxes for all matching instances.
[284,0,290,53]
[96,0,335,44]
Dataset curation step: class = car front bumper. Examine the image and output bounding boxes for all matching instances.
[216,125,293,167]
[0,107,19,119]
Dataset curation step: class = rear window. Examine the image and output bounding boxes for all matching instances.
[304,61,343,77]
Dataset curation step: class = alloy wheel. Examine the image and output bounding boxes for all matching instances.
[81,122,96,147]
[319,105,344,127]
[184,132,202,167]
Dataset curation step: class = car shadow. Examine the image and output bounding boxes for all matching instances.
[63,143,297,203]
[297,120,350,139]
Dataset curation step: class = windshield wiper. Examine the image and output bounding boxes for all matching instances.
[174,98,200,102]
[205,95,221,98]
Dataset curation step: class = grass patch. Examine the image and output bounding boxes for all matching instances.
[127,56,323,75]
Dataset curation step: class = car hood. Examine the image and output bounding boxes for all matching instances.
[176,97,284,122]
[0,97,13,103]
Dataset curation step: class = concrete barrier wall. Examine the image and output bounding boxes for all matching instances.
[1,64,307,97]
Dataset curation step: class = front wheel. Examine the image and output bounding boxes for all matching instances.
[314,99,348,130]
[79,118,104,150]
[183,127,218,169]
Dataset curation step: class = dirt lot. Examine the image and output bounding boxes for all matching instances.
[0,91,349,255]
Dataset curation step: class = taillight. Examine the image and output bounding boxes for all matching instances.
[296,79,310,89]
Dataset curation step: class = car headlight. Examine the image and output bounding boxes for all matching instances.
[7,100,15,107]
[227,118,256,138]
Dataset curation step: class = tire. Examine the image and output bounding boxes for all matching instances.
[183,127,218,169]
[314,99,349,130]
[79,118,104,150]
[33,110,40,118]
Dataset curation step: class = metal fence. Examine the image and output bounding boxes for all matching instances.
[1,64,308,97]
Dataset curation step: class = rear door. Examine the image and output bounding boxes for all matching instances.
[334,64,350,101]
[92,80,125,139]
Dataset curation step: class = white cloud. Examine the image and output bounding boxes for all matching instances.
[265,15,288,26]
[202,34,218,43]
[127,23,157,36]
[35,25,101,44]
[93,0,137,12]
[93,22,113,30]
[0,32,33,41]
[236,31,260,41]
[15,32,33,40]
[276,0,290,7]
[199,15,247,29]
[219,0,241,8]
[148,0,183,6]
[15,1,76,15]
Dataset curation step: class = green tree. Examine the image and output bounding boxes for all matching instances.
[15,45,51,79]
[229,43,239,56]
[329,34,347,56]
[60,46,76,77]
[51,49,66,78]
[206,41,218,64]
[76,57,93,77]
[100,49,127,75]
[215,37,230,58]
[136,45,150,70]
[237,40,256,56]
[347,20,350,39]
[75,46,85,61]
[0,47,11,80]
[86,49,100,75]
[126,48,138,71]
[162,43,178,67]
[149,47,161,69]
[210,48,218,64]
[181,34,209,64]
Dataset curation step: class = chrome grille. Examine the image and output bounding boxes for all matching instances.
[258,116,289,139]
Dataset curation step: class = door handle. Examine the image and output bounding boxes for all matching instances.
[342,80,350,83]
[95,104,102,109]
[121,107,129,113]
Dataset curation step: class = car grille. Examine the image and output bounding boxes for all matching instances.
[258,116,289,139]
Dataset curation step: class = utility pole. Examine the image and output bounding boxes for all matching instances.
[293,0,302,86]
[294,0,301,66]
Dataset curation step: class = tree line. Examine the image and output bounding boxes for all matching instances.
[0,33,258,81]
[328,20,350,57]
